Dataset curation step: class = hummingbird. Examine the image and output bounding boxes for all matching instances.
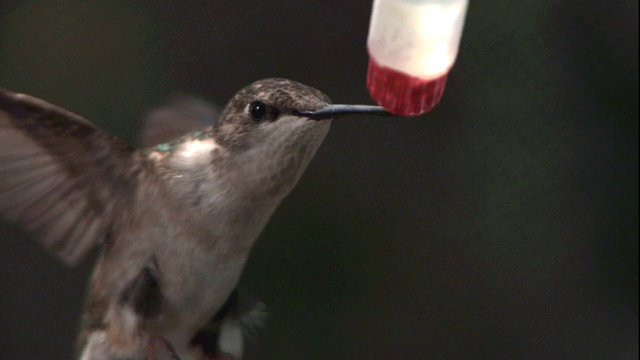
[0,78,391,360]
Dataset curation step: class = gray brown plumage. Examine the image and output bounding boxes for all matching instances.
[0,79,388,359]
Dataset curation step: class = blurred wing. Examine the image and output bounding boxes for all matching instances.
[0,87,136,265]
[139,94,220,147]
[192,289,267,357]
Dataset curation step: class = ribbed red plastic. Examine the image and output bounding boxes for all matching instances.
[367,57,448,116]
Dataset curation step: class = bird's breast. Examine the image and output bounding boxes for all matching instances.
[151,234,249,352]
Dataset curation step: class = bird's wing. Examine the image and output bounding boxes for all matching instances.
[192,289,267,358]
[0,87,136,265]
[139,94,220,148]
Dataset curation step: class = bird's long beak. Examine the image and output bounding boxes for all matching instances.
[297,104,392,120]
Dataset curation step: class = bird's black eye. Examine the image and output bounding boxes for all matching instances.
[249,101,268,122]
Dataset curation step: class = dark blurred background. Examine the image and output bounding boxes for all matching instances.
[0,1,637,359]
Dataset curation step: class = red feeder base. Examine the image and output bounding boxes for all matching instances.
[367,57,448,116]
